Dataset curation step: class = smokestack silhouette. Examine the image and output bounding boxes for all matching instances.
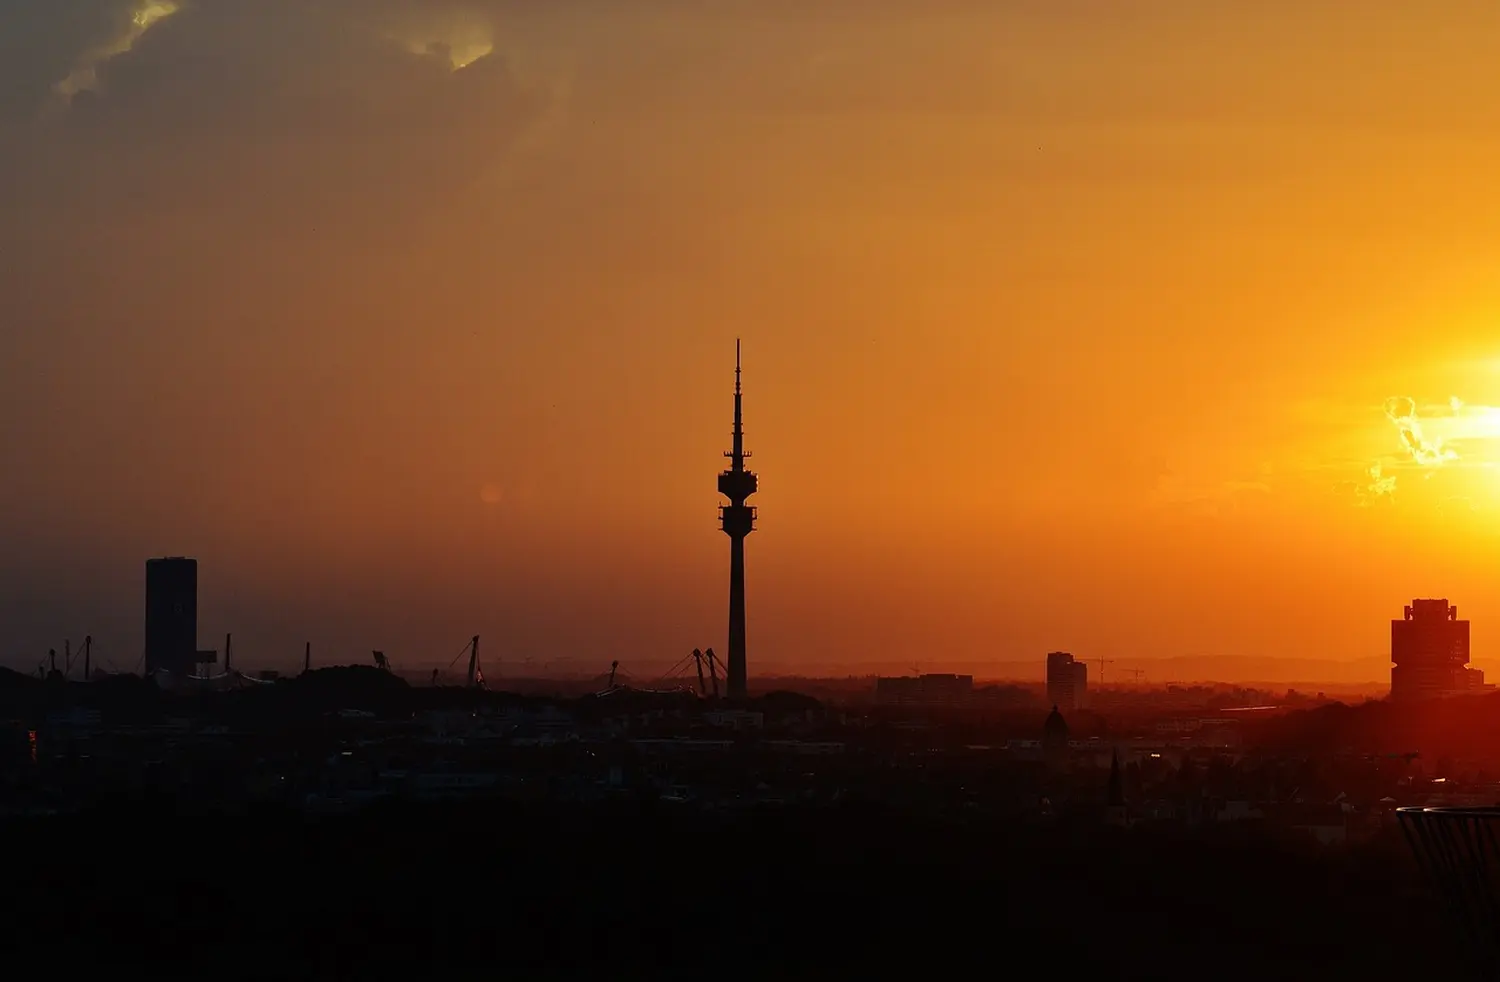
[717,340,758,701]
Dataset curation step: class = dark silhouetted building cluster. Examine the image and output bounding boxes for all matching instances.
[874,673,974,707]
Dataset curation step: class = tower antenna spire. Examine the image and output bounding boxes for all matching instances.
[718,340,758,701]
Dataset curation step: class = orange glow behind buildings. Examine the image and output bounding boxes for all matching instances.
[4,2,1500,679]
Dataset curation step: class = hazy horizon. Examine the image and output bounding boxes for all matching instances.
[7,643,1449,691]
[5,2,1500,679]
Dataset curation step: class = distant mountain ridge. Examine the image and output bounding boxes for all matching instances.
[763,656,1426,686]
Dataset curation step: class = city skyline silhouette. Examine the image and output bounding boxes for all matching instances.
[6,8,1500,976]
[5,3,1500,680]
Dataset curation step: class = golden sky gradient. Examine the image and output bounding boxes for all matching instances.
[3,1,1500,680]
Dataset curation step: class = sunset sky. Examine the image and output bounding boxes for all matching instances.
[4,1,1500,681]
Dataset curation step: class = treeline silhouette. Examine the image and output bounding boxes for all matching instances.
[0,800,1459,977]
[1250,690,1500,759]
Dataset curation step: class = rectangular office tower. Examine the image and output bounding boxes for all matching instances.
[145,557,198,677]
[1046,651,1088,712]
[1391,598,1474,701]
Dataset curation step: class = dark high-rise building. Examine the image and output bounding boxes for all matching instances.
[717,340,757,701]
[1391,599,1473,701]
[145,557,198,677]
[1046,651,1088,712]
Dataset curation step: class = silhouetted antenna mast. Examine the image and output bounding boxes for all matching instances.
[224,633,232,674]
[83,636,91,681]
[704,648,720,699]
[692,648,707,697]
[303,641,311,675]
[718,340,758,701]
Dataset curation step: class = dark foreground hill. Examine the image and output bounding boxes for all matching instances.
[0,802,1465,978]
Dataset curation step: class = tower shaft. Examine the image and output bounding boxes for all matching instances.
[727,536,747,698]
[717,340,757,701]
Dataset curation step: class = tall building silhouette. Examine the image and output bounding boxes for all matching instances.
[145,557,198,676]
[1391,598,1482,700]
[1045,651,1087,711]
[718,340,757,701]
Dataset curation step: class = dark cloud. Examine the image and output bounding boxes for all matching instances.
[2,0,545,240]
[0,0,126,118]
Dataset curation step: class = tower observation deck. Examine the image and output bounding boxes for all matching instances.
[718,340,757,701]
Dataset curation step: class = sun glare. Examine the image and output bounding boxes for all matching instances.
[1448,400,1500,444]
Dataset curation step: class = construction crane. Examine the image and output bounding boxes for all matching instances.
[1124,668,1146,684]
[438,635,487,688]
[1092,657,1116,685]
[591,660,625,697]
[465,635,483,689]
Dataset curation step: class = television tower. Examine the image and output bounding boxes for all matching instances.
[718,340,757,701]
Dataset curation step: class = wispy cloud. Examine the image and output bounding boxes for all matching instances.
[53,1,181,105]
[1344,393,1500,502]
[1383,395,1458,467]
[1360,462,1397,504]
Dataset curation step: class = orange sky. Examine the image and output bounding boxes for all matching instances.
[3,2,1500,680]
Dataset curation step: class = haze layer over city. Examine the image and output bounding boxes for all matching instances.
[5,2,1500,684]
